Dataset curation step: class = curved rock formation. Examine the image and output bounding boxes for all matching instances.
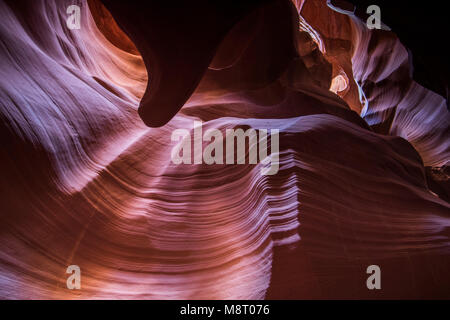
[0,0,449,299]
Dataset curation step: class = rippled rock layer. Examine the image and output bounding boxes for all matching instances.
[0,0,449,299]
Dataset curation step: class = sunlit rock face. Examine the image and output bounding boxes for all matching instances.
[0,0,449,299]
[297,0,450,167]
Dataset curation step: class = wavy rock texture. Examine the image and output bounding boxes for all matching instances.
[297,0,450,168]
[0,0,449,299]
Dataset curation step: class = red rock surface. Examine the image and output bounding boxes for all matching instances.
[0,0,448,299]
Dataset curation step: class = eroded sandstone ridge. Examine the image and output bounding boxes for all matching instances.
[0,0,448,299]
